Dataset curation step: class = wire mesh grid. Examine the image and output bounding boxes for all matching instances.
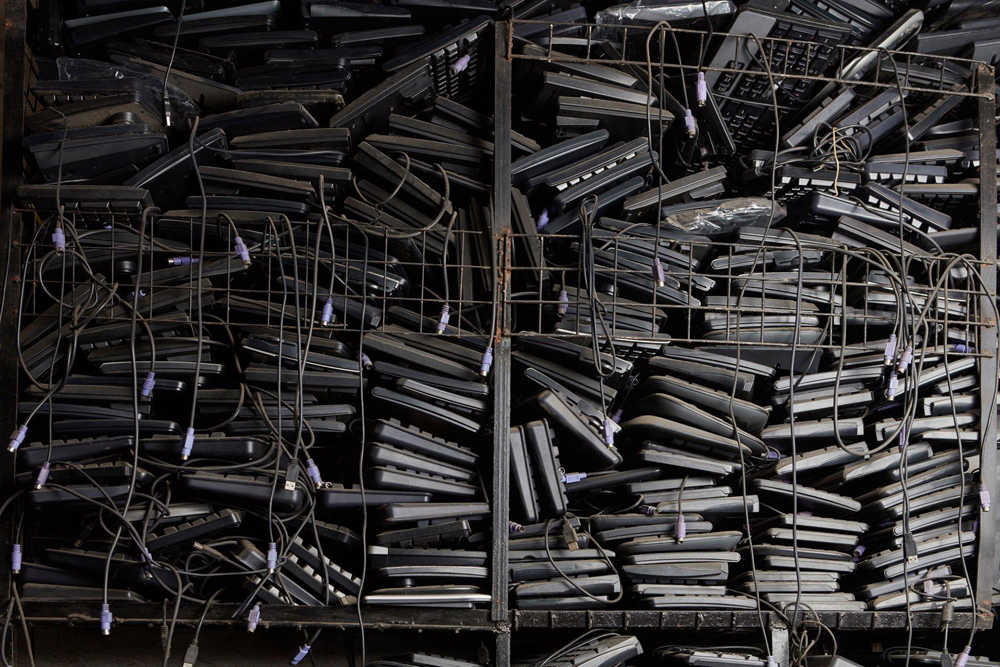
[15,208,501,340]
[506,232,989,354]
[501,19,996,358]
[507,20,994,99]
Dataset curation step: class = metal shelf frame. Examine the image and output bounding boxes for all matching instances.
[0,9,994,665]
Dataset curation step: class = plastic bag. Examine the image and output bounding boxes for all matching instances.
[594,0,735,39]
[56,57,200,122]
[660,197,786,236]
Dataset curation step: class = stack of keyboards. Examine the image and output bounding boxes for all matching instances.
[9,0,1000,633]
[13,0,511,615]
[501,0,995,616]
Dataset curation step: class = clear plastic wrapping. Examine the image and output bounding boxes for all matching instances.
[56,57,200,121]
[594,0,735,38]
[660,197,786,236]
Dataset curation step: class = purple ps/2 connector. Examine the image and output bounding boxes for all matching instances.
[53,227,66,252]
[885,373,899,400]
[361,353,372,370]
[234,237,251,267]
[684,109,697,137]
[181,427,196,460]
[603,418,614,447]
[100,604,112,635]
[7,425,27,452]
[267,542,278,572]
[168,256,199,266]
[536,208,549,232]
[980,483,991,511]
[652,257,665,287]
[35,462,50,489]
[956,647,972,667]
[954,343,972,353]
[306,458,324,487]
[480,347,493,377]
[247,603,261,632]
[883,333,897,365]
[696,72,707,106]
[451,54,471,74]
[141,371,156,398]
[436,304,451,333]
[675,515,687,542]
[11,544,21,574]
[557,290,569,318]
[321,298,334,327]
[897,344,913,374]
[291,645,312,666]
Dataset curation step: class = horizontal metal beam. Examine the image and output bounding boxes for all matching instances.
[21,603,498,632]
[510,610,989,631]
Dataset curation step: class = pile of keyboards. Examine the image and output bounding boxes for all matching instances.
[500,0,996,616]
[8,0,999,626]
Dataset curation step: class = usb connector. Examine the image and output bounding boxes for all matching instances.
[182,642,199,667]
[903,533,919,564]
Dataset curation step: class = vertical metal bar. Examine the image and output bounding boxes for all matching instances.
[974,65,998,623]
[490,19,512,626]
[495,629,511,667]
[0,0,27,600]
[770,620,791,667]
